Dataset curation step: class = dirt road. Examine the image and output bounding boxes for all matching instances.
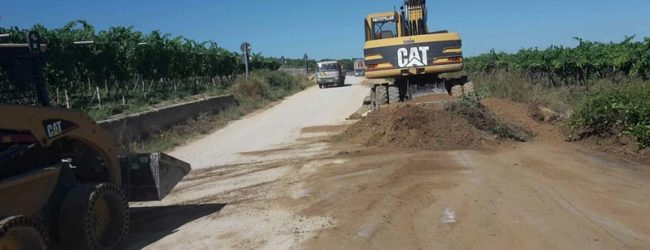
[169,76,369,169]
[128,83,650,249]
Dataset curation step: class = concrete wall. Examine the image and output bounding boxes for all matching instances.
[278,67,307,76]
[99,94,237,144]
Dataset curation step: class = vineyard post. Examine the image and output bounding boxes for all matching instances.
[64,90,70,109]
[104,80,109,99]
[96,86,102,110]
[55,88,60,106]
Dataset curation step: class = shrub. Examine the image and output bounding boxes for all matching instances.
[570,83,650,148]
[230,70,312,104]
[231,74,270,101]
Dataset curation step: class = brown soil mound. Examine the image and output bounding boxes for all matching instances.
[338,103,492,150]
[481,98,564,143]
[412,93,455,104]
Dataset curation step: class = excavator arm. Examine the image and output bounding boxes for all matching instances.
[403,0,428,36]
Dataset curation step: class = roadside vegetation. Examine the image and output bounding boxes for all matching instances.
[465,36,650,149]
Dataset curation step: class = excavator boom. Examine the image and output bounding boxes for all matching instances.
[404,0,428,36]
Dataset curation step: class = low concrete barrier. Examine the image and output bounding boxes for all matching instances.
[99,94,237,144]
[278,67,307,76]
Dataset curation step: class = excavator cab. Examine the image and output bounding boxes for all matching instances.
[365,12,401,41]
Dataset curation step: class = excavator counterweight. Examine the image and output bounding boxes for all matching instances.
[363,0,471,100]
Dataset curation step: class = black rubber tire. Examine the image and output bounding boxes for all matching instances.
[318,84,323,89]
[58,183,129,250]
[396,79,409,102]
[0,215,49,250]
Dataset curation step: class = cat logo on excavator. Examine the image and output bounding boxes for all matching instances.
[397,46,430,67]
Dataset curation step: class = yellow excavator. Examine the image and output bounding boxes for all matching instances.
[364,0,470,101]
[0,32,190,249]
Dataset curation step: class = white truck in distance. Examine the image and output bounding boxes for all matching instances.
[354,58,365,76]
[316,61,345,88]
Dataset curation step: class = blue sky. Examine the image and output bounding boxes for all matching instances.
[1,0,649,59]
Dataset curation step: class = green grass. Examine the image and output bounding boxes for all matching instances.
[469,71,584,114]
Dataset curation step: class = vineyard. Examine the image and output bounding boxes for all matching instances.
[465,36,650,86]
[0,20,301,119]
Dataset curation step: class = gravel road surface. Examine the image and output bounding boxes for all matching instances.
[169,76,368,169]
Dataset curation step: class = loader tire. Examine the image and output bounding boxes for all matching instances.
[0,216,49,250]
[59,183,129,250]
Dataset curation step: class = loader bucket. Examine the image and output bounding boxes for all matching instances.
[121,153,191,202]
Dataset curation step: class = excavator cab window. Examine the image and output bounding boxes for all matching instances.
[370,15,397,40]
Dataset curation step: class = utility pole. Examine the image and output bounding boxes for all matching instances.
[303,53,309,75]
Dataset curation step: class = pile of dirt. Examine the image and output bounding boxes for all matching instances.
[337,103,492,150]
[446,96,534,143]
[480,98,564,143]
[480,98,650,164]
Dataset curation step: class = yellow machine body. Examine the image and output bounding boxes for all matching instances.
[363,2,464,80]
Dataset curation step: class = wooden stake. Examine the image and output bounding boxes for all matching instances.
[96,86,102,110]
[104,80,109,98]
[56,88,60,106]
[64,90,70,109]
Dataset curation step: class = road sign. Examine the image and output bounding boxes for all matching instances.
[240,42,252,53]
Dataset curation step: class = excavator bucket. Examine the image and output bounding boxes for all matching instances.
[121,153,191,201]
